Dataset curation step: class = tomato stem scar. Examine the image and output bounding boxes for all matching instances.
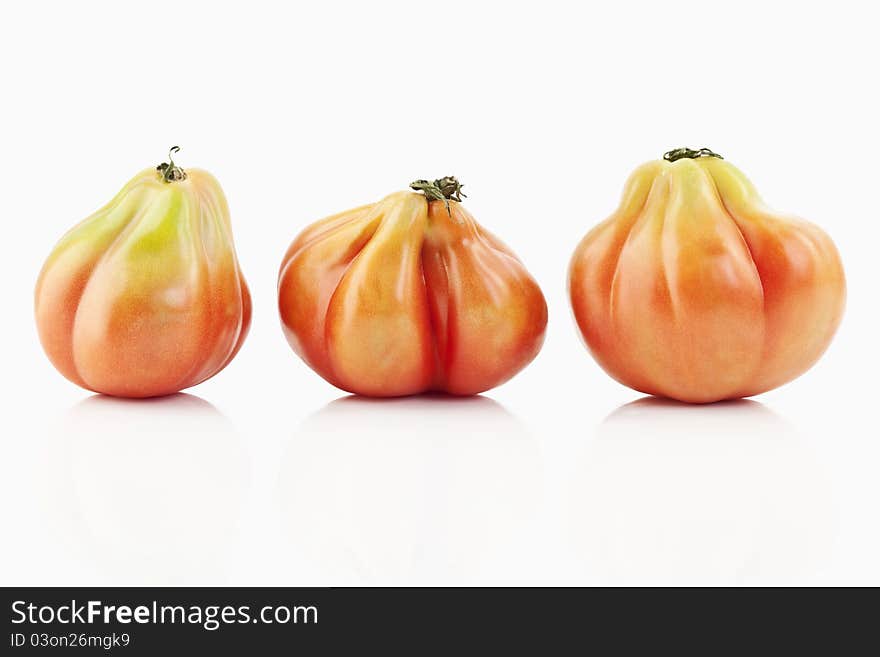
[410,176,466,215]
[156,145,188,182]
[663,147,724,162]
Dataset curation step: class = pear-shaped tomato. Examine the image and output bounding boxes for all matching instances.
[569,148,845,403]
[278,177,547,396]
[36,148,251,398]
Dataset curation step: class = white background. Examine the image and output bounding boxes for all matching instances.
[1,0,877,586]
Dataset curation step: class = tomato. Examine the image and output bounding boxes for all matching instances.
[568,148,845,403]
[278,177,547,396]
[35,147,251,398]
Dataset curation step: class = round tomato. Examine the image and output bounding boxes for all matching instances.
[278,177,547,396]
[35,148,251,398]
[568,148,845,403]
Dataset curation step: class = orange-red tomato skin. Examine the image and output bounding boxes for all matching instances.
[36,169,251,398]
[568,157,845,403]
[278,192,547,397]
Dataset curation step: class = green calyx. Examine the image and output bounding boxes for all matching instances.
[663,147,724,162]
[156,146,187,182]
[410,176,466,215]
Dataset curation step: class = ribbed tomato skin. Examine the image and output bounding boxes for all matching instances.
[36,168,251,398]
[278,191,547,396]
[569,157,845,403]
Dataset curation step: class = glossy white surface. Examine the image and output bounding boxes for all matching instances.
[1,0,878,586]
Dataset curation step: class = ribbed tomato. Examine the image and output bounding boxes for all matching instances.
[35,148,251,398]
[569,148,845,403]
[278,177,547,396]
